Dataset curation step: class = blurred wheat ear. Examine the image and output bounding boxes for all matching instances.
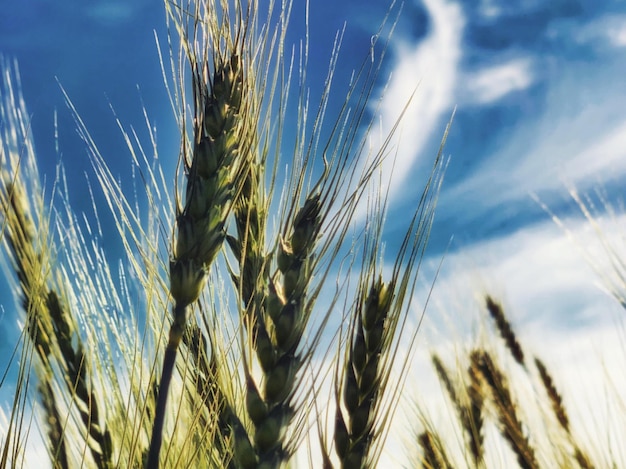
[415,295,608,468]
[1,59,114,468]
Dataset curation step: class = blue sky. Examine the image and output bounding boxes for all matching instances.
[3,0,626,465]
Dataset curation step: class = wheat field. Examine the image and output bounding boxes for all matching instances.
[1,1,625,468]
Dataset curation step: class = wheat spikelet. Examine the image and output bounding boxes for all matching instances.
[418,430,453,469]
[466,349,485,466]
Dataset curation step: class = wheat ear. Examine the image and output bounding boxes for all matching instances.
[474,350,539,469]
[485,295,526,368]
[431,354,459,404]
[1,59,116,467]
[431,353,484,466]
[147,44,251,469]
[533,358,595,469]
[2,176,114,469]
[466,350,485,466]
[334,276,394,469]
[333,124,448,467]
[534,358,569,432]
[233,193,322,468]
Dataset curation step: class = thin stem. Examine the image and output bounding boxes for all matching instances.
[147,304,187,468]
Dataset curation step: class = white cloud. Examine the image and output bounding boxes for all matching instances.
[439,60,626,219]
[374,0,464,201]
[478,1,501,20]
[605,16,626,47]
[426,216,622,330]
[574,14,626,49]
[464,58,534,104]
[564,121,626,184]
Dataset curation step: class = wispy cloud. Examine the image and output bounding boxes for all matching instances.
[85,3,139,25]
[572,13,626,49]
[439,56,626,223]
[463,58,534,105]
[374,0,464,200]
[441,120,626,220]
